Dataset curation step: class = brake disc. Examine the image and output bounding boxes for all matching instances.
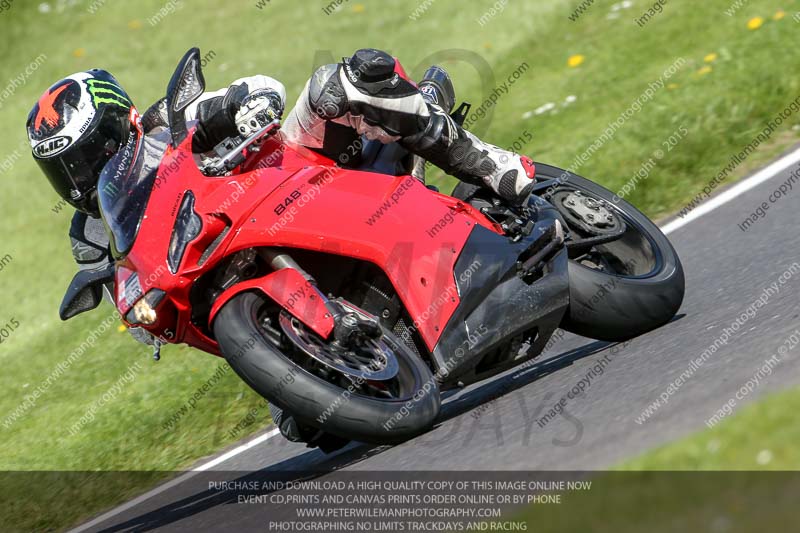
[278,307,400,382]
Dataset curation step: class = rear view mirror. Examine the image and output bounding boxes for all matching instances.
[165,47,207,148]
[59,264,115,321]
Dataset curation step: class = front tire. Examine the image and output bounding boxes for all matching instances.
[213,292,441,445]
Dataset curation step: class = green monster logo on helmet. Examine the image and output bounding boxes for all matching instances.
[86,78,132,109]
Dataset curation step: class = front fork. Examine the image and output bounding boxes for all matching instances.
[260,249,381,345]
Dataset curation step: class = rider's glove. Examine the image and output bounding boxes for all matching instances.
[234,89,284,137]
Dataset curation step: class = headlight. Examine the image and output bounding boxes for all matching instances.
[126,289,166,325]
[168,191,202,273]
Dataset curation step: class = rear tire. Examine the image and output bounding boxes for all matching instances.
[451,167,685,342]
[535,163,684,342]
[214,292,441,445]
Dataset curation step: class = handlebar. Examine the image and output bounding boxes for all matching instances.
[200,119,282,176]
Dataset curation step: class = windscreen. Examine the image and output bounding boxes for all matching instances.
[97,132,166,257]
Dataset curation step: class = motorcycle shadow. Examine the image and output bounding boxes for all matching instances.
[92,331,672,532]
[436,337,616,421]
[316,336,623,463]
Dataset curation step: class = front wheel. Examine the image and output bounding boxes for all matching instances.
[213,292,441,445]
[534,163,685,341]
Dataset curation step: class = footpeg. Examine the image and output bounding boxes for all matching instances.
[450,102,471,126]
[520,220,565,275]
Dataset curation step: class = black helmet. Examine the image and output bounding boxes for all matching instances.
[26,69,139,215]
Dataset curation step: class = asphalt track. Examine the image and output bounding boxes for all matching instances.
[73,147,800,532]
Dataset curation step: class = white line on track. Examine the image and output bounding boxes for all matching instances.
[70,145,800,532]
[661,146,800,235]
[192,428,281,472]
[69,429,280,533]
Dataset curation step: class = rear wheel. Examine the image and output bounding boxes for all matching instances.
[213,292,440,445]
[534,163,684,341]
[451,165,684,342]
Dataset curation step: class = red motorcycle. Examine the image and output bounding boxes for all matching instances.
[61,49,684,447]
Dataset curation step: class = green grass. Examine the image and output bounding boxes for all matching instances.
[0,0,799,530]
[509,471,800,533]
[619,387,800,471]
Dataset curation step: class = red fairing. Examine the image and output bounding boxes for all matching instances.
[209,268,335,339]
[117,128,501,355]
[235,173,486,348]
